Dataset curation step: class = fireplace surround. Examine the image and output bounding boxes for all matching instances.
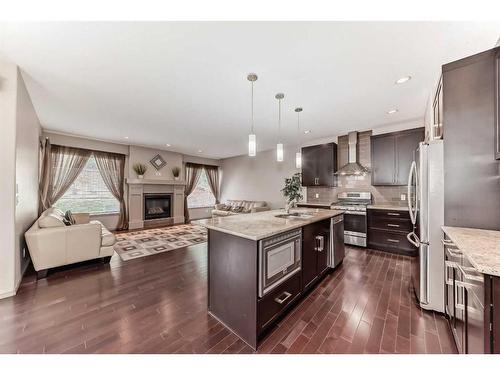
[126,178,186,229]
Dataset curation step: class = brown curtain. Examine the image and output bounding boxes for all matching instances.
[38,138,51,215]
[38,143,91,213]
[204,165,220,204]
[184,162,203,222]
[94,151,128,230]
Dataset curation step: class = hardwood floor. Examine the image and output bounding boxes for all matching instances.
[0,243,457,354]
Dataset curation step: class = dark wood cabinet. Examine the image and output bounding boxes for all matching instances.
[443,46,500,230]
[367,209,416,256]
[301,143,337,186]
[371,135,396,185]
[371,128,424,186]
[443,235,491,354]
[495,49,500,160]
[302,219,330,290]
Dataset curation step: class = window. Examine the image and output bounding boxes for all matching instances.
[54,156,119,214]
[187,170,216,209]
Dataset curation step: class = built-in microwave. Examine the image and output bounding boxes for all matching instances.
[258,229,302,298]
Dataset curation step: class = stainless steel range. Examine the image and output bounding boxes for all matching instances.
[331,192,372,247]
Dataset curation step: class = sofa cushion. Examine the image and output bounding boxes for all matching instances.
[230,206,244,213]
[39,211,66,228]
[212,209,234,216]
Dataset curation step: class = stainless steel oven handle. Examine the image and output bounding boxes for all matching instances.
[274,291,292,305]
[343,211,366,216]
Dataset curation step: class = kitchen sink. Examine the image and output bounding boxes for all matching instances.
[275,212,314,219]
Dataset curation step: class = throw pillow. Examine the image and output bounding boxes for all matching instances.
[230,206,244,213]
[218,204,230,211]
[65,210,76,226]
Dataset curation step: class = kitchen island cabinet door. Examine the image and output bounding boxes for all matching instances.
[302,222,319,290]
[302,219,331,291]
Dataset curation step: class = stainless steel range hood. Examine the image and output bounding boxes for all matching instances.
[335,131,370,176]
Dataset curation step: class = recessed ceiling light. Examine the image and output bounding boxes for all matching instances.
[395,76,411,84]
[166,144,171,147]
[304,130,311,134]
[197,149,203,153]
[387,109,398,114]
[124,136,129,139]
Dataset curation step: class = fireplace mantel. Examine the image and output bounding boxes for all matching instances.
[126,178,186,186]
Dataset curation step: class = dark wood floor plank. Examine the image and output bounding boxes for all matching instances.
[0,242,456,354]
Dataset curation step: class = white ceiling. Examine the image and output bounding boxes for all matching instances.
[2,22,500,159]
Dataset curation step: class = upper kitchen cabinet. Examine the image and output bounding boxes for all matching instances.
[301,142,338,187]
[496,49,500,160]
[371,127,424,186]
[443,46,500,230]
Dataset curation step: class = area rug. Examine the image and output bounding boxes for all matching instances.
[114,224,207,261]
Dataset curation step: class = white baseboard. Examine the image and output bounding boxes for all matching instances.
[0,289,16,299]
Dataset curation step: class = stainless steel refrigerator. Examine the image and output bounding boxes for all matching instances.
[407,140,444,313]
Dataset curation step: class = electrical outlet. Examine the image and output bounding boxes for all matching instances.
[315,193,319,199]
[401,194,406,201]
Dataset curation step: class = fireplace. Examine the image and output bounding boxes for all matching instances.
[144,194,172,220]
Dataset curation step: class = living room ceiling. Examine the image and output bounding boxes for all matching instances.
[2,22,500,159]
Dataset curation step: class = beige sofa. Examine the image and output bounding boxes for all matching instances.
[25,207,116,278]
[212,200,270,217]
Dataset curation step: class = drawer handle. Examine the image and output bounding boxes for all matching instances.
[441,239,459,249]
[387,224,400,228]
[457,264,483,282]
[387,212,400,216]
[387,239,400,243]
[274,291,292,305]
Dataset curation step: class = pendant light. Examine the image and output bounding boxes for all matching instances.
[295,107,303,169]
[247,73,258,157]
[275,93,284,162]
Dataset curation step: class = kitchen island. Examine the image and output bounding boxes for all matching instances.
[194,208,344,349]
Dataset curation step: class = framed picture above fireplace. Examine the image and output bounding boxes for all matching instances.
[150,154,167,170]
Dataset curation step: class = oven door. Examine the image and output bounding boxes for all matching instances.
[343,211,367,235]
[258,230,302,297]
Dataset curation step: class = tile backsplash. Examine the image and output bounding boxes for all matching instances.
[305,130,408,206]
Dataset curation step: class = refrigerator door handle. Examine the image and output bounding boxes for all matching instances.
[407,231,420,248]
[407,160,418,225]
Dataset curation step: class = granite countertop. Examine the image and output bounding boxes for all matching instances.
[193,208,344,241]
[442,226,500,277]
[367,204,409,211]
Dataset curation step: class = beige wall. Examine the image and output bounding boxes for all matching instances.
[0,59,18,298]
[220,145,300,209]
[0,62,41,298]
[129,145,183,180]
[15,69,41,286]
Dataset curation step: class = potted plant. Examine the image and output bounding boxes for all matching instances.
[281,172,303,213]
[132,163,147,179]
[172,166,181,180]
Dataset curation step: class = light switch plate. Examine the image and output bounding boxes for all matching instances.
[315,193,319,199]
[401,194,406,201]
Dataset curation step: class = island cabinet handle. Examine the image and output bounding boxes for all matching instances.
[274,292,292,305]
[387,224,400,228]
[387,238,400,243]
[315,236,324,252]
[387,212,400,216]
